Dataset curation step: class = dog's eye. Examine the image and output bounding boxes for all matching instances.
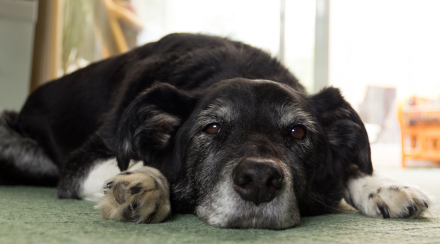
[203,123,222,134]
[290,125,306,140]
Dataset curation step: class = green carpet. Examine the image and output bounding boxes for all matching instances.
[1,169,439,244]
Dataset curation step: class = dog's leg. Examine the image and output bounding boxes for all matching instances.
[344,169,432,218]
[95,165,171,224]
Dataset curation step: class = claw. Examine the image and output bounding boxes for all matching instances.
[103,181,114,194]
[104,181,114,189]
[407,205,418,216]
[130,183,143,195]
[378,204,390,218]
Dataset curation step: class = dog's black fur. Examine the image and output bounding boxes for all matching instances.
[0,33,375,228]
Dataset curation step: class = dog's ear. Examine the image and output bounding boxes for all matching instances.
[309,87,372,174]
[116,83,197,171]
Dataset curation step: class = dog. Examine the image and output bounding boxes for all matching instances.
[0,33,431,229]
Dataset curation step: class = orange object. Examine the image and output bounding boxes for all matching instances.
[398,97,440,167]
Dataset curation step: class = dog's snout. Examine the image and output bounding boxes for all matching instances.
[232,159,283,205]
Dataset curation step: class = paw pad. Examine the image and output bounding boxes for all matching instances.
[95,166,171,224]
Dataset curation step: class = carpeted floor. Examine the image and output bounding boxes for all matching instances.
[1,169,439,244]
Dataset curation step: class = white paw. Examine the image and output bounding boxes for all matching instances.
[346,174,432,218]
[95,166,171,223]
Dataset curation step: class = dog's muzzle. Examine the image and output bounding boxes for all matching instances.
[232,159,284,205]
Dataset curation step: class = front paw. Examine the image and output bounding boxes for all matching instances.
[95,166,171,223]
[364,184,431,218]
[346,174,433,219]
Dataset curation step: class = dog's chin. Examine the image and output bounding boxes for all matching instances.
[195,180,300,230]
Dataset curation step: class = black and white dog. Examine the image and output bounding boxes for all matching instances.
[0,33,431,229]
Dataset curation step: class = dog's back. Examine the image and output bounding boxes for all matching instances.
[0,33,301,186]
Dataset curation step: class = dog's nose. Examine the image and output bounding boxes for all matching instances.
[232,159,283,205]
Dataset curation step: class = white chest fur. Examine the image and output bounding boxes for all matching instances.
[79,158,144,201]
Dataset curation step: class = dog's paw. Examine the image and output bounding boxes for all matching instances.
[346,174,432,218]
[364,184,431,218]
[95,166,171,223]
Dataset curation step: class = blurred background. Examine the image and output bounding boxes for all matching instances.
[1,0,439,169]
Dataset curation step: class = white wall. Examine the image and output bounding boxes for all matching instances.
[329,0,440,109]
[0,0,38,111]
[133,0,316,91]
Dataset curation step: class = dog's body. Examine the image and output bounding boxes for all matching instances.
[0,33,431,229]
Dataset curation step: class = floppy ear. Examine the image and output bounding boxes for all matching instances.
[309,87,372,175]
[116,83,197,171]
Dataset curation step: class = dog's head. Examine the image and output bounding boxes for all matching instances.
[116,78,371,229]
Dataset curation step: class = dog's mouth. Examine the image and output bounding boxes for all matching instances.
[224,192,300,230]
[195,160,300,230]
